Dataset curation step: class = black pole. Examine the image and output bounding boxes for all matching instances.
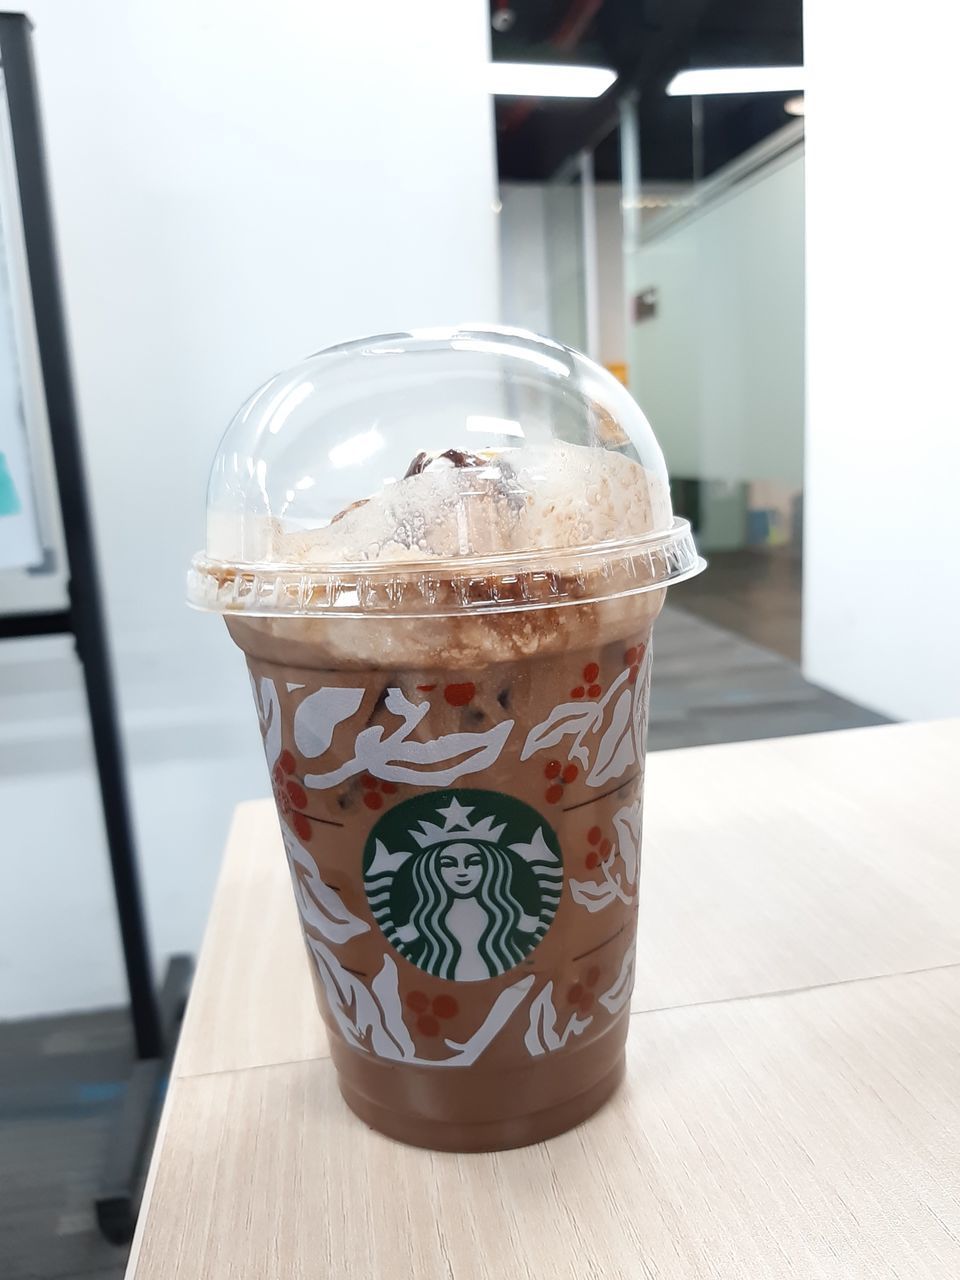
[0,12,163,1059]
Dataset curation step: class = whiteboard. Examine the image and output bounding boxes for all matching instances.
[0,67,65,598]
[0,196,42,570]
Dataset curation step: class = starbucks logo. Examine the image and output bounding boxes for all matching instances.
[363,789,563,982]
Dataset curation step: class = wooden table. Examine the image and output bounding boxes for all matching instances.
[127,721,960,1279]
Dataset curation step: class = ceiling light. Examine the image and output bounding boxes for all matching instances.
[621,196,691,210]
[784,95,805,116]
[491,5,515,32]
[666,67,804,96]
[488,62,617,99]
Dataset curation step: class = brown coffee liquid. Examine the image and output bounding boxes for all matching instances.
[241,626,652,1151]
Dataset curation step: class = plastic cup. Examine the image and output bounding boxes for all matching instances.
[189,327,703,1150]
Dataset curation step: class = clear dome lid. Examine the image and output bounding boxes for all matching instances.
[188,326,703,617]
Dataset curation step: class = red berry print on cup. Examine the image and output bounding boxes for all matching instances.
[543,754,580,804]
[432,994,459,1020]
[543,760,565,803]
[405,990,430,1013]
[625,641,646,685]
[584,824,614,874]
[568,972,599,1018]
[272,750,312,842]
[585,825,605,868]
[572,657,603,701]
[417,1014,440,1037]
[361,774,383,810]
[360,772,398,809]
[444,682,475,707]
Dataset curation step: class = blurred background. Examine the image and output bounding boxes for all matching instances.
[0,0,957,1275]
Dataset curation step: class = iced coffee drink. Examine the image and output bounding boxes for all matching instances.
[189,328,702,1150]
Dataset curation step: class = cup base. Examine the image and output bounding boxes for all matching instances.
[337,1051,625,1152]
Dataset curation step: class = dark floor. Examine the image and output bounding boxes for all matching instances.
[649,606,888,750]
[0,1009,132,1279]
[673,546,803,663]
[0,549,889,1279]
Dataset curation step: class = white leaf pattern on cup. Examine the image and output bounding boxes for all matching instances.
[568,798,641,913]
[250,673,282,770]
[633,649,650,765]
[439,976,537,1065]
[304,936,535,1066]
[370,956,417,1058]
[520,702,603,768]
[294,686,365,759]
[302,686,514,789]
[612,798,643,888]
[307,941,417,1060]
[281,822,369,945]
[523,981,593,1056]
[586,687,635,787]
[521,667,639,786]
[598,948,635,1014]
[568,875,630,912]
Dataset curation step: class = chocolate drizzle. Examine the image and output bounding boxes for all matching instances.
[404,448,489,478]
[323,446,525,550]
[329,497,370,525]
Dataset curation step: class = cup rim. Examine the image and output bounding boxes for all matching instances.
[187,518,705,619]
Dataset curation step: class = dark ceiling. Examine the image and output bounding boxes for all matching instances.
[491,0,803,182]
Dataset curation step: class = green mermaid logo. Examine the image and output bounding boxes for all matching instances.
[363,790,563,981]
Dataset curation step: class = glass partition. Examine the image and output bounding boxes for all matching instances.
[543,171,586,353]
[624,116,805,563]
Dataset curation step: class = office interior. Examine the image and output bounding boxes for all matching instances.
[0,1,957,1277]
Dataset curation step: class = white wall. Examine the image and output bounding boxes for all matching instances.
[802,0,960,721]
[0,0,497,1016]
